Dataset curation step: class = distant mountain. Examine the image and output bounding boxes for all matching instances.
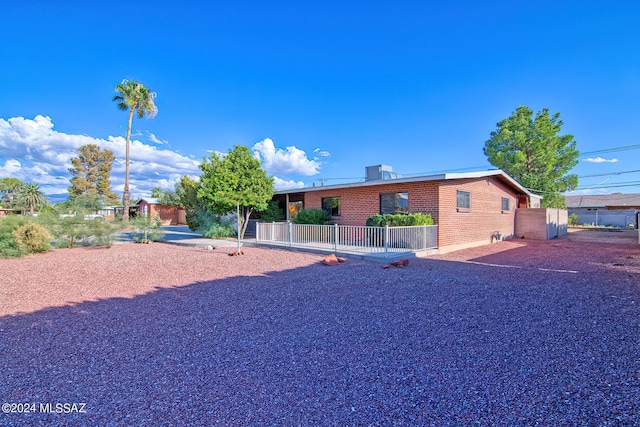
[46,193,69,205]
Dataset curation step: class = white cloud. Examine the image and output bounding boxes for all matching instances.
[313,148,331,157]
[583,157,619,163]
[146,131,168,145]
[252,138,321,176]
[0,115,200,197]
[273,176,305,190]
[0,159,22,175]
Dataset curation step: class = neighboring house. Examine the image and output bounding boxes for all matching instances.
[565,193,640,227]
[274,166,543,253]
[133,198,186,226]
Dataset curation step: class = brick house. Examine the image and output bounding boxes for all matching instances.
[134,198,186,226]
[273,167,541,253]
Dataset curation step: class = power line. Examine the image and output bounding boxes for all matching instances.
[579,144,640,157]
[578,169,640,178]
[575,180,640,190]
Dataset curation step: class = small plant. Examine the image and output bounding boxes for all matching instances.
[12,222,51,254]
[568,213,580,226]
[130,215,165,243]
[92,220,123,247]
[292,208,330,225]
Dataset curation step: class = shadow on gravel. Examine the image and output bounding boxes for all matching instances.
[1,254,638,426]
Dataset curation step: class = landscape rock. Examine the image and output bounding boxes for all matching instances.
[322,254,340,266]
[390,258,409,268]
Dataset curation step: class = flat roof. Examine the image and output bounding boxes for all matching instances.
[276,169,540,199]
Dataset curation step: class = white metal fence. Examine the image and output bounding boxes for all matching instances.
[256,222,438,254]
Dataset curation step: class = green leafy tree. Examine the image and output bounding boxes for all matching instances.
[0,177,25,209]
[159,190,180,207]
[58,194,103,213]
[16,183,48,215]
[198,145,274,238]
[484,106,579,208]
[68,144,119,205]
[177,176,202,230]
[113,79,157,221]
[150,186,180,206]
[150,187,163,198]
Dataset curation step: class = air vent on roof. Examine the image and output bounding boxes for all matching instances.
[365,165,401,181]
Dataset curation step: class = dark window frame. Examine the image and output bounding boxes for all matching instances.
[321,196,341,217]
[380,192,409,215]
[456,190,471,211]
[501,197,510,212]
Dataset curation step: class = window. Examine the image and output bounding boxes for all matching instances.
[380,192,409,215]
[501,197,510,212]
[456,190,470,210]
[322,197,341,217]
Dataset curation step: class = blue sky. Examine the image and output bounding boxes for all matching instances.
[1,1,639,200]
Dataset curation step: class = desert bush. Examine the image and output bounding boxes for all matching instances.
[130,215,165,243]
[366,213,433,227]
[91,220,122,247]
[197,211,237,238]
[12,222,51,254]
[38,211,122,248]
[292,208,330,225]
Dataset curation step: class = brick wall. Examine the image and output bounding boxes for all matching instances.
[139,202,180,225]
[303,181,440,226]
[437,177,517,250]
[301,176,519,252]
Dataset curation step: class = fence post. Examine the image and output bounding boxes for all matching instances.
[334,223,338,252]
[288,221,293,247]
[384,225,389,254]
[422,225,427,250]
[256,222,260,242]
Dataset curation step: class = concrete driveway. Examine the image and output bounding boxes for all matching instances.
[563,227,639,244]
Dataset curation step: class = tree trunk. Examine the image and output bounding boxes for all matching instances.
[122,107,135,221]
[239,207,252,239]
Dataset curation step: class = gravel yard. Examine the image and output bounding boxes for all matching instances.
[0,239,638,426]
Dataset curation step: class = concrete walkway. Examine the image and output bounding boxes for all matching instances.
[159,225,256,248]
[114,225,256,249]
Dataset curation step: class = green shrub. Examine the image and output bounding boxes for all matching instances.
[197,211,237,238]
[130,215,165,243]
[12,222,51,254]
[568,213,580,226]
[293,208,330,225]
[0,216,29,257]
[365,213,433,227]
[258,200,284,222]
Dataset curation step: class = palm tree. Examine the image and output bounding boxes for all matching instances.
[17,183,47,215]
[113,79,157,221]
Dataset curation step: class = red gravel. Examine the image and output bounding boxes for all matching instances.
[0,240,638,426]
